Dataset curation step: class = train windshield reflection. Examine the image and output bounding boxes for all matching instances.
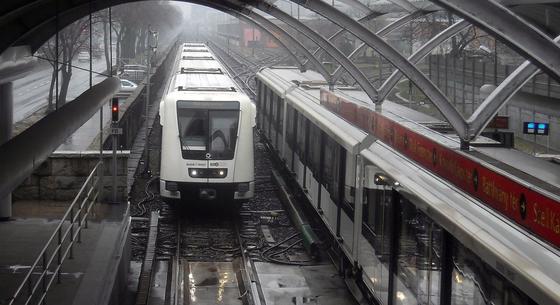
[177,101,240,160]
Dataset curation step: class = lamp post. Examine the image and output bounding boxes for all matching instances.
[143,27,158,176]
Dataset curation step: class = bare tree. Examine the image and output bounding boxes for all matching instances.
[39,16,102,110]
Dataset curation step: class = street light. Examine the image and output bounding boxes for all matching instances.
[143,27,158,176]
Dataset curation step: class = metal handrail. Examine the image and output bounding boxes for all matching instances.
[8,161,103,305]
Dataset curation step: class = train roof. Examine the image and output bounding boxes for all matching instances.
[181,52,213,60]
[163,42,250,107]
[172,73,236,92]
[258,66,560,196]
[257,66,367,153]
[361,142,560,305]
[182,47,208,52]
[183,42,206,47]
[178,60,223,73]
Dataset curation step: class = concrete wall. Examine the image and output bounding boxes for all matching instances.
[13,151,129,203]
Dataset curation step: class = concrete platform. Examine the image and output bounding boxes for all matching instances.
[0,200,130,305]
[255,262,359,305]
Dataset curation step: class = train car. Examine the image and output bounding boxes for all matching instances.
[159,43,254,202]
[256,66,560,305]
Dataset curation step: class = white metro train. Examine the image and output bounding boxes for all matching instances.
[256,66,560,305]
[159,43,255,202]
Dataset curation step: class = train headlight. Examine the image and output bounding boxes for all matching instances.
[218,170,225,176]
[190,169,198,177]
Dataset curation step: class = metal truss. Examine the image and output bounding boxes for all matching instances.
[235,8,333,80]
[431,0,560,81]
[309,11,383,63]
[386,0,420,12]
[249,1,379,101]
[378,20,470,101]
[293,0,467,139]
[2,0,560,145]
[468,34,560,140]
[201,1,307,72]
[336,0,373,14]
[331,10,427,83]
[223,9,306,71]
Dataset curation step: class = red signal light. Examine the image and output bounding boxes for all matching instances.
[111,97,119,122]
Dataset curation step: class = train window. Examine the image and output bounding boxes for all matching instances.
[208,110,239,160]
[308,124,321,176]
[286,104,295,149]
[323,136,342,201]
[268,94,276,137]
[177,101,240,160]
[277,98,283,135]
[271,94,278,130]
[177,108,208,159]
[296,114,307,161]
[257,80,264,111]
[394,197,442,305]
[450,237,535,305]
[264,87,270,119]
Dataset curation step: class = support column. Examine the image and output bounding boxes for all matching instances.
[0,82,13,220]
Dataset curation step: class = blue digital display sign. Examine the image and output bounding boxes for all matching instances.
[523,122,549,135]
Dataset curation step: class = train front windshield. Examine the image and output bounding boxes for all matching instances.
[177,101,240,160]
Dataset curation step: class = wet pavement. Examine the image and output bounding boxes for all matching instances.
[182,261,242,305]
[255,262,358,305]
[0,200,129,305]
[14,59,107,123]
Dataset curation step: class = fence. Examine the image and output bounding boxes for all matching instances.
[8,162,102,305]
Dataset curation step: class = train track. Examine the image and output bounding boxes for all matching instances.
[128,43,322,305]
[131,134,311,305]
[208,40,291,98]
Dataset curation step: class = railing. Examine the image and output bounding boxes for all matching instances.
[8,161,103,305]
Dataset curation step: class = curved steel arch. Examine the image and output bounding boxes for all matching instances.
[336,0,373,14]
[198,1,308,71]
[331,10,427,83]
[468,34,560,140]
[221,3,333,82]
[430,0,560,82]
[309,10,383,63]
[218,8,305,70]
[290,0,467,138]
[377,20,470,101]
[4,0,138,54]
[1,0,330,83]
[248,1,379,101]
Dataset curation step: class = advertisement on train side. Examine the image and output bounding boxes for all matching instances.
[320,88,560,249]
